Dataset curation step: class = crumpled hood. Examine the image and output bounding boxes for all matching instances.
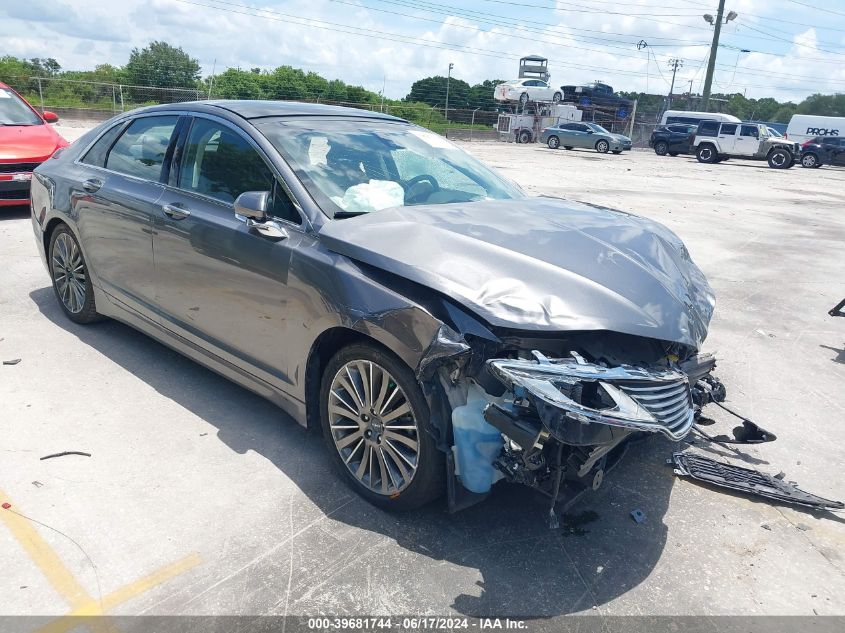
[319,197,715,349]
[0,124,66,161]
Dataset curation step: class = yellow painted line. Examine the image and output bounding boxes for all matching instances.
[0,489,92,608]
[36,553,202,633]
[1,488,201,633]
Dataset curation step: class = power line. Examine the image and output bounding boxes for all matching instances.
[786,0,845,18]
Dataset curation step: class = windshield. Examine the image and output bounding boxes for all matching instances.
[0,88,43,126]
[767,127,782,138]
[587,123,610,134]
[258,118,525,217]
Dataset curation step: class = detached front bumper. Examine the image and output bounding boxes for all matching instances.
[486,352,701,445]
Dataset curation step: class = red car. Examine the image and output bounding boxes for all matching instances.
[0,82,68,207]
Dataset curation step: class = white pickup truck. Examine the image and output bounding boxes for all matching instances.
[693,121,801,169]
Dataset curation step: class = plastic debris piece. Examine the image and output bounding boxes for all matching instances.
[2,503,10,510]
[3,358,21,365]
[40,451,92,461]
[630,509,646,524]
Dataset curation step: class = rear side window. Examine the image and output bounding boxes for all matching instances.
[697,121,719,137]
[740,125,759,138]
[105,116,179,181]
[81,123,125,168]
[720,123,738,135]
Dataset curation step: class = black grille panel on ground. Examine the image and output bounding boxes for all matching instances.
[0,162,40,174]
[616,379,693,435]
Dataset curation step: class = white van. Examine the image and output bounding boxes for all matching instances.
[660,110,741,126]
[785,114,844,144]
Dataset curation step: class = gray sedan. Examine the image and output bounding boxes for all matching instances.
[541,121,632,153]
[31,100,719,515]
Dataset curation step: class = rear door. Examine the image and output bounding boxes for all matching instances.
[152,113,307,389]
[73,113,181,316]
[830,138,845,166]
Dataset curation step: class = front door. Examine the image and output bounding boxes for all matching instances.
[73,114,180,316]
[152,114,307,390]
[735,124,761,155]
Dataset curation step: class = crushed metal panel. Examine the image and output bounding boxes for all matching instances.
[318,197,715,349]
[672,452,844,511]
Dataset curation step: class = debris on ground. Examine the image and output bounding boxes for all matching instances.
[672,452,844,511]
[630,509,646,524]
[3,358,21,365]
[40,451,92,461]
[31,481,43,488]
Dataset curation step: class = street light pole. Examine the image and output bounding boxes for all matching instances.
[701,0,735,111]
[667,58,683,109]
[445,62,454,122]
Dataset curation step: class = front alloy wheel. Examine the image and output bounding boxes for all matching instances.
[320,344,443,510]
[654,141,668,156]
[547,135,560,149]
[801,153,819,168]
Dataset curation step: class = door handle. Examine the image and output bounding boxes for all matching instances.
[82,178,102,193]
[162,203,191,220]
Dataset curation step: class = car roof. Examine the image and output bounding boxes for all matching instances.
[138,100,406,122]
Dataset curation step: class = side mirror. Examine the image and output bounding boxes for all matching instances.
[234,191,269,221]
[42,111,59,123]
[234,191,287,240]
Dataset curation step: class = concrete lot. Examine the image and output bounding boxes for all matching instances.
[2,127,845,621]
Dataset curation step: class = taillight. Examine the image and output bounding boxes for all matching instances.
[801,140,814,148]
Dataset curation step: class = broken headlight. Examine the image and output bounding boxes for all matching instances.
[487,352,695,441]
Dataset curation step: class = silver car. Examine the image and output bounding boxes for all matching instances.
[541,122,632,153]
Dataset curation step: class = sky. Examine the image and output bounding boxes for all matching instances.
[2,0,845,103]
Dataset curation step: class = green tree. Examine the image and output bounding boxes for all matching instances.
[797,93,845,116]
[124,41,200,88]
[213,68,264,99]
[406,75,471,112]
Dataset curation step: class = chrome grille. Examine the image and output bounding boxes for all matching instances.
[615,379,694,438]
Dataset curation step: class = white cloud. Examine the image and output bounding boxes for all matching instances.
[1,0,844,102]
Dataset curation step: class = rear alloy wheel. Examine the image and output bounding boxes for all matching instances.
[547,135,560,149]
[320,344,444,510]
[801,153,820,168]
[768,148,791,169]
[654,140,669,156]
[519,92,529,107]
[552,92,562,103]
[595,139,610,153]
[49,225,100,324]
[696,145,717,164]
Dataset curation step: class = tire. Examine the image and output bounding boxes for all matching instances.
[801,153,820,168]
[547,135,560,149]
[767,148,791,169]
[563,146,573,150]
[48,224,100,324]
[654,141,669,156]
[552,92,562,103]
[517,130,531,144]
[595,139,610,153]
[319,343,445,511]
[696,144,717,164]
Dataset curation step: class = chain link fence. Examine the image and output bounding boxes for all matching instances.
[2,74,664,144]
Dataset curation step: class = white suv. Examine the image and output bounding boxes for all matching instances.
[693,121,800,169]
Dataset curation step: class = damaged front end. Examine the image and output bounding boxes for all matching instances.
[435,335,725,516]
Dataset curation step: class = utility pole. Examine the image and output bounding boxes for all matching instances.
[445,62,454,122]
[701,2,738,111]
[667,58,683,109]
